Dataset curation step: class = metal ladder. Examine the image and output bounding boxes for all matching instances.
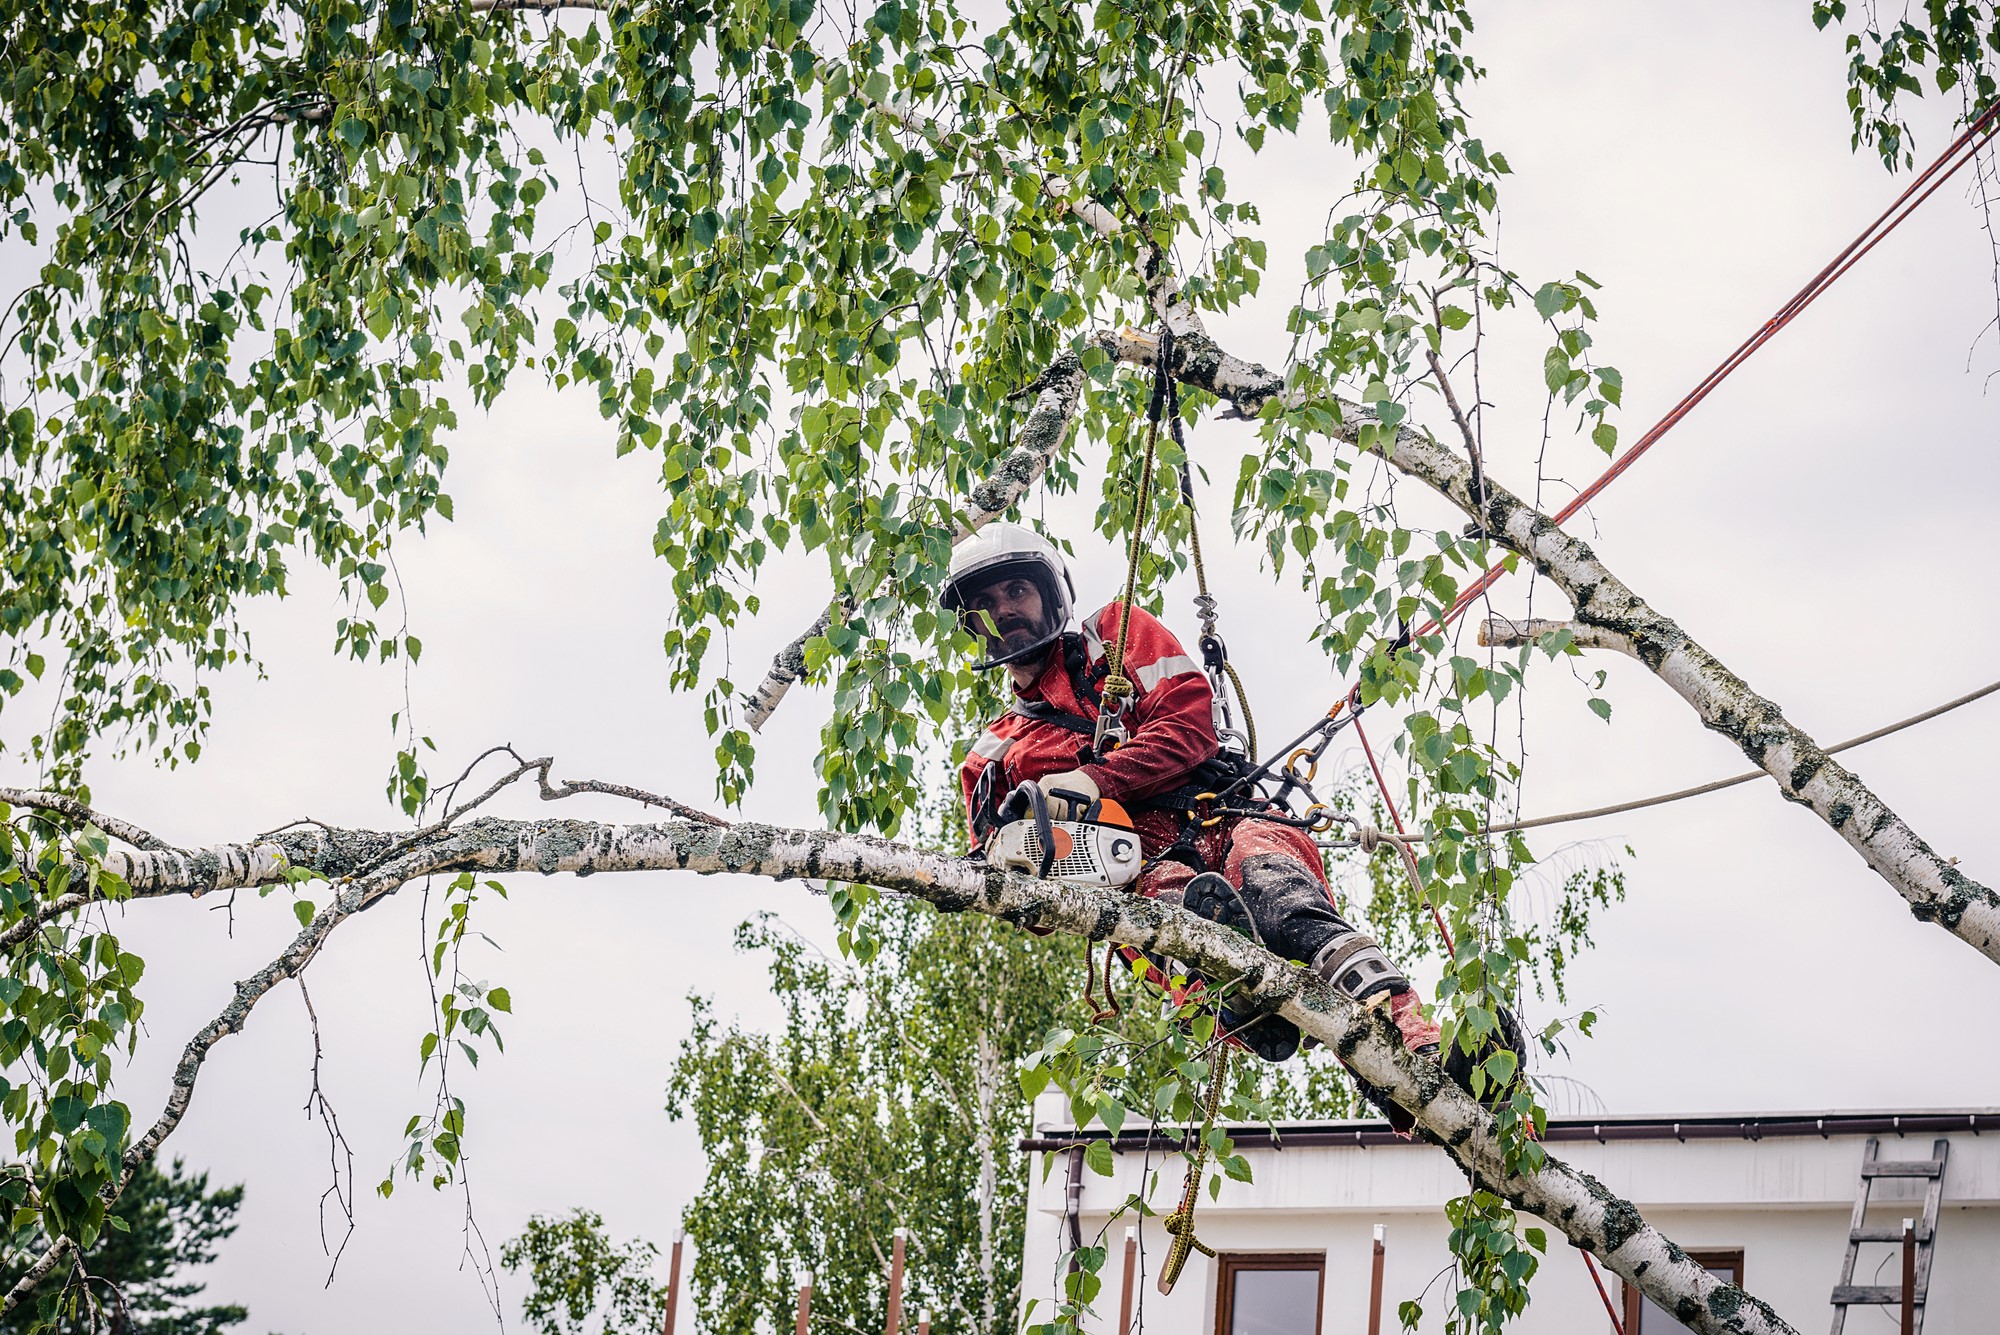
[1828,1136,1949,1334]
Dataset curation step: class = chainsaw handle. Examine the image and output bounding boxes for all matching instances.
[1005,782,1058,880]
[1046,788,1102,822]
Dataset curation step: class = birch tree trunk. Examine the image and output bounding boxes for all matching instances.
[973,1027,1001,1335]
[0,794,1796,1335]
[1116,327,2000,965]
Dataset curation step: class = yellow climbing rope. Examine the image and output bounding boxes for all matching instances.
[1158,1038,1230,1294]
[1098,349,1169,735]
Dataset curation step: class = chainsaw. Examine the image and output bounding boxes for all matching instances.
[984,781,1144,888]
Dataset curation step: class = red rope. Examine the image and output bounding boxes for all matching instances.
[1352,713,1455,956]
[1351,112,2000,1333]
[1343,98,2000,931]
[1418,96,2000,642]
[1582,1250,1626,1335]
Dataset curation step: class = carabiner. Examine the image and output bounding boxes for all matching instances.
[1092,709,1128,755]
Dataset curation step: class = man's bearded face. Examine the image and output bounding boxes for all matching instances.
[964,575,1047,657]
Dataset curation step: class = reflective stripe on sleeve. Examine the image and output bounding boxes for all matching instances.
[970,732,1016,762]
[1134,655,1201,691]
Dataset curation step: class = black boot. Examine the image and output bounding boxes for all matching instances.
[1442,1004,1528,1109]
[1182,867,1426,1066]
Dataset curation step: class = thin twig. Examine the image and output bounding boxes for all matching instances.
[297,976,357,1282]
[1424,337,1485,518]
[532,762,728,826]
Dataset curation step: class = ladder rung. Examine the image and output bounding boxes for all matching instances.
[1860,1160,1944,1178]
[1851,1226,1933,1243]
[1832,1286,1923,1305]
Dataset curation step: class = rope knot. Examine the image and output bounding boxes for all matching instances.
[1358,825,1381,853]
[1101,674,1134,701]
[1162,1208,1215,1254]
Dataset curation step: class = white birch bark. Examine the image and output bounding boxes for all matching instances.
[0,800,1793,1335]
[1106,328,2000,965]
[973,1028,1001,1335]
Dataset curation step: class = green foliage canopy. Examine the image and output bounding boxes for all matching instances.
[2,1,1997,1330]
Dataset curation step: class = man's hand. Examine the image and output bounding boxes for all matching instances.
[1037,770,1099,820]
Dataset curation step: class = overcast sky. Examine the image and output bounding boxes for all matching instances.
[7,1,2000,1330]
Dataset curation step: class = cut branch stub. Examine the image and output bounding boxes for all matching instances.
[1479,616,1639,659]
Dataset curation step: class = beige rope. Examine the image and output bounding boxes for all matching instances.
[1342,675,2000,845]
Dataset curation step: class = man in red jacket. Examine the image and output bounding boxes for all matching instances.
[947,522,1443,1065]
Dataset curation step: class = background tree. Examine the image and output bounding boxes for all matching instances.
[664,905,1075,1335]
[0,1160,247,1335]
[499,1209,667,1335]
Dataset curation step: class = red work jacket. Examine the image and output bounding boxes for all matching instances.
[959,603,1217,852]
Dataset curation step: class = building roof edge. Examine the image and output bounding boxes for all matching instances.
[1018,1108,2000,1154]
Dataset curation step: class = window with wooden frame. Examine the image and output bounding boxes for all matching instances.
[1214,1252,1326,1335]
[1622,1249,1745,1332]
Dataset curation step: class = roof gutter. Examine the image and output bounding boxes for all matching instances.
[1019,1109,2000,1155]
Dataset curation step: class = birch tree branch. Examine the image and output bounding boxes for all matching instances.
[740,350,1087,732]
[0,833,455,1318]
[0,1239,72,1316]
[0,789,168,851]
[0,808,1784,1334]
[1104,327,2000,965]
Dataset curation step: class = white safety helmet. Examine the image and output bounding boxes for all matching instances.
[940,521,1076,669]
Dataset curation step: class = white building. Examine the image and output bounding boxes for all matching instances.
[1021,1107,2000,1334]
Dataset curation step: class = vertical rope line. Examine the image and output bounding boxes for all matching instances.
[1353,712,1455,957]
[1104,412,1160,701]
[1177,443,1258,754]
[1583,1250,1627,1335]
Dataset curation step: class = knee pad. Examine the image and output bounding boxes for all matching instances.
[1310,930,1410,1003]
[1235,854,1350,963]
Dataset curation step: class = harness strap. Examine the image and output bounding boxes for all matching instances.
[1008,699,1097,737]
